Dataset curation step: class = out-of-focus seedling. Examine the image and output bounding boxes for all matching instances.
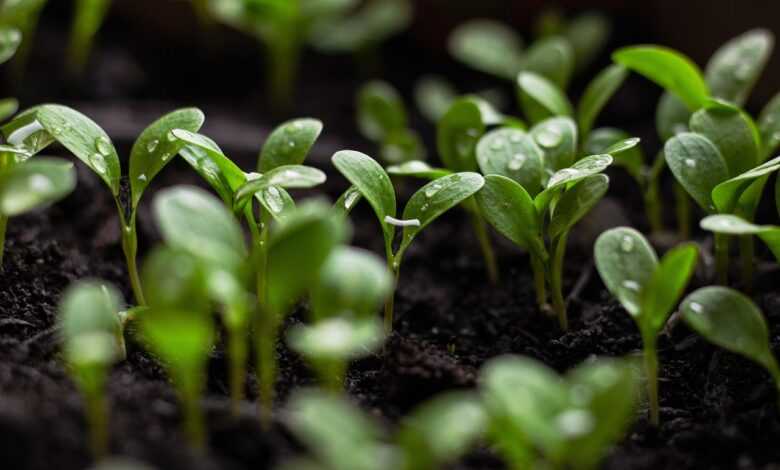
[0,0,46,78]
[333,149,484,332]
[59,280,124,458]
[68,0,112,74]
[287,246,392,390]
[480,355,638,470]
[700,214,780,263]
[681,286,780,395]
[594,227,698,425]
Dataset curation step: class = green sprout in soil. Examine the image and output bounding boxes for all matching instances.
[3,105,206,304]
[594,227,698,425]
[58,280,124,458]
[68,0,111,74]
[680,286,780,395]
[475,149,616,330]
[287,246,392,390]
[332,149,484,332]
[480,355,638,470]
[281,388,486,470]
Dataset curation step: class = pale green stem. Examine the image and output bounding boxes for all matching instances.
[180,380,206,450]
[644,174,663,235]
[267,33,301,111]
[84,380,109,459]
[120,209,145,306]
[549,233,569,331]
[714,232,730,285]
[256,312,279,427]
[642,333,659,426]
[384,252,400,334]
[227,322,247,416]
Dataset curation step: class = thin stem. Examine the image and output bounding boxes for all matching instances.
[120,209,145,305]
[0,214,7,266]
[468,209,499,284]
[267,33,301,111]
[181,382,206,450]
[674,182,691,240]
[530,253,547,310]
[84,382,109,458]
[384,254,400,334]
[642,334,660,426]
[643,174,664,235]
[256,313,279,427]
[714,232,730,285]
[318,359,346,392]
[227,324,247,416]
[739,235,754,293]
[549,233,569,331]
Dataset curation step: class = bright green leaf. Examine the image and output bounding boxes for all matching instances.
[548,174,609,238]
[577,64,627,138]
[259,118,323,172]
[474,174,542,255]
[639,243,698,333]
[0,157,76,216]
[517,72,573,124]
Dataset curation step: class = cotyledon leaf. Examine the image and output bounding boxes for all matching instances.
[386,160,452,180]
[689,104,759,177]
[547,173,609,239]
[701,214,780,261]
[577,64,628,138]
[172,129,246,193]
[664,133,728,212]
[534,154,613,213]
[711,155,780,214]
[0,157,76,217]
[437,98,485,172]
[757,92,780,159]
[476,128,544,195]
[705,29,774,106]
[233,165,326,209]
[530,116,577,175]
[259,118,323,172]
[517,72,573,124]
[475,174,542,254]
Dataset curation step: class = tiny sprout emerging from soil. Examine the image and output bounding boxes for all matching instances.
[281,388,486,470]
[594,227,698,425]
[58,280,124,458]
[332,149,484,332]
[681,286,780,395]
[68,0,111,74]
[480,355,638,470]
[475,149,615,330]
[288,246,392,390]
[357,80,426,164]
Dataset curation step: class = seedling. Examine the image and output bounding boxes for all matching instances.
[0,0,46,78]
[281,388,486,470]
[68,0,111,74]
[480,355,638,470]
[475,151,614,329]
[2,105,207,304]
[356,81,425,164]
[58,280,124,458]
[594,227,698,425]
[332,149,484,332]
[680,286,780,395]
[700,214,780,263]
[287,246,392,390]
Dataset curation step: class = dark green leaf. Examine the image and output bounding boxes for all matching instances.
[475,174,542,254]
[757,92,780,159]
[689,104,759,177]
[380,128,426,164]
[534,154,613,213]
[0,27,21,65]
[259,118,323,172]
[255,186,296,221]
[705,29,774,106]
[664,133,728,212]
[584,128,643,180]
[0,157,76,216]
[476,128,544,195]
[436,98,485,172]
[548,173,609,238]
[712,156,780,214]
[577,64,627,138]
[517,72,573,124]
[530,116,578,174]
[655,92,691,140]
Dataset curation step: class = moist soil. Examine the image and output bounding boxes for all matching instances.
[3,8,780,470]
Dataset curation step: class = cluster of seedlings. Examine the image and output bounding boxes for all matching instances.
[3,6,780,469]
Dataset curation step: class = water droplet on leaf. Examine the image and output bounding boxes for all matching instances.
[146,139,159,153]
[536,128,562,148]
[620,235,634,252]
[95,136,112,156]
[89,153,107,174]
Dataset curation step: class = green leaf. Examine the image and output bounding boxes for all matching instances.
[380,128,426,164]
[613,45,709,110]
[476,128,544,195]
[309,0,411,52]
[700,214,780,261]
[414,75,457,123]
[448,19,524,80]
[548,174,609,238]
[333,185,362,216]
[259,118,323,172]
[172,129,246,195]
[689,104,759,177]
[332,150,396,249]
[517,72,573,124]
[1,107,54,156]
[655,92,691,141]
[233,164,326,209]
[594,227,658,317]
[255,186,296,222]
[639,243,698,333]
[129,108,205,208]
[530,116,578,175]
[0,157,76,216]
[711,155,780,213]
[535,154,613,213]
[399,172,484,254]
[0,27,21,65]
[565,13,611,72]
[266,201,346,315]
[59,280,123,367]
[0,97,18,122]
[357,81,406,142]
[36,104,121,196]
[436,98,485,172]
[577,64,628,138]
[757,92,780,159]
[681,286,780,377]
[522,36,574,89]
[705,29,774,106]
[474,174,543,255]
[584,128,643,180]
[141,247,210,313]
[664,133,728,212]
[386,160,452,180]
[287,317,385,360]
[153,186,247,272]
[310,246,392,320]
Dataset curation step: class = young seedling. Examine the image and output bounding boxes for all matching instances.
[281,388,486,470]
[357,80,425,164]
[700,214,780,263]
[287,246,392,390]
[480,355,638,470]
[68,0,111,74]
[475,151,614,329]
[58,280,124,458]
[2,105,206,304]
[332,149,484,332]
[594,227,698,425]
[140,245,214,450]
[680,286,780,395]
[0,0,46,78]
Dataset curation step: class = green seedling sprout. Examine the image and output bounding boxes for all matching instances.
[0,0,46,79]
[68,0,111,74]
[413,75,458,123]
[58,280,124,458]
[475,132,617,329]
[280,388,486,470]
[357,80,425,164]
[0,27,20,122]
[680,286,780,396]
[140,245,214,450]
[332,149,484,332]
[480,355,638,470]
[700,214,780,263]
[287,246,392,390]
[594,227,698,425]
[5,105,206,304]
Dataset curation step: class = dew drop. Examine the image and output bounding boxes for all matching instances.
[137,173,147,182]
[424,182,442,198]
[734,63,752,81]
[535,127,562,148]
[89,153,107,174]
[622,280,640,292]
[555,410,594,438]
[509,133,523,144]
[507,153,526,171]
[620,235,634,252]
[466,128,479,138]
[287,141,296,149]
[684,158,696,168]
[28,174,51,192]
[689,302,703,314]
[263,187,284,213]
[146,139,159,153]
[161,152,172,162]
[490,138,504,152]
[95,136,112,156]
[50,126,62,135]
[344,189,360,209]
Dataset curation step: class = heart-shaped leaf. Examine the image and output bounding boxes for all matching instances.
[475,174,542,255]
[577,64,628,139]
[689,104,759,177]
[530,116,578,175]
[0,157,76,216]
[664,133,728,212]
[517,72,573,124]
[705,29,774,106]
[259,118,323,172]
[548,174,609,238]
[436,98,485,172]
[613,46,709,110]
[476,128,544,195]
[130,108,205,208]
[448,19,524,80]
[522,36,574,89]
[36,104,121,196]
[234,165,326,209]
